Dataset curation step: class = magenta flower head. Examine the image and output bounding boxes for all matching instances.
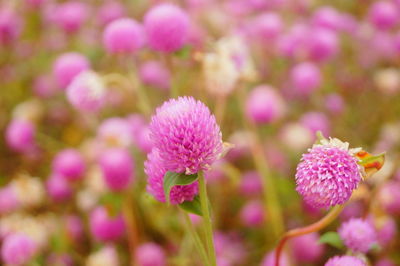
[149,96,223,174]
[239,171,263,197]
[135,243,166,266]
[99,148,134,191]
[240,200,265,227]
[66,71,106,112]
[145,149,198,204]
[139,60,171,91]
[338,218,377,253]
[46,173,73,202]
[312,6,343,31]
[0,8,22,45]
[144,4,190,53]
[368,1,399,30]
[97,1,125,26]
[325,255,366,266]
[5,119,35,153]
[1,233,37,265]
[250,12,283,43]
[305,28,338,62]
[262,250,289,266]
[295,137,363,208]
[52,149,86,181]
[90,206,125,242]
[300,112,331,137]
[103,18,144,54]
[53,52,90,89]
[0,186,20,214]
[54,1,89,33]
[290,232,325,263]
[375,216,397,247]
[290,62,322,96]
[377,181,400,215]
[245,85,286,124]
[97,117,133,148]
[325,93,344,114]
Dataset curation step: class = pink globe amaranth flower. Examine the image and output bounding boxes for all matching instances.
[290,232,325,263]
[99,148,134,191]
[5,119,35,153]
[368,1,399,30]
[98,117,133,148]
[338,218,377,253]
[250,12,283,43]
[277,23,308,58]
[32,75,56,99]
[144,3,190,52]
[305,28,338,62]
[97,1,125,26]
[325,93,344,114]
[300,112,331,137]
[0,8,22,45]
[239,171,262,197]
[145,149,198,205]
[214,232,246,265]
[376,258,396,266]
[135,243,166,266]
[53,52,90,89]
[325,255,366,266]
[54,1,89,33]
[339,200,364,221]
[46,173,73,202]
[295,138,362,208]
[149,96,223,175]
[90,206,125,242]
[378,181,400,215]
[139,60,171,91]
[261,251,289,266]
[245,85,286,124]
[290,62,321,96]
[1,233,37,265]
[240,200,264,227]
[66,215,84,242]
[136,126,154,154]
[103,18,144,54]
[66,71,106,112]
[312,6,343,31]
[0,186,20,214]
[375,217,397,246]
[52,149,86,181]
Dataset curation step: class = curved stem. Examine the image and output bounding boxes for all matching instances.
[275,204,345,266]
[198,172,217,266]
[182,211,210,266]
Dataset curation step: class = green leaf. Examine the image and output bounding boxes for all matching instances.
[163,171,198,204]
[179,196,203,216]
[318,231,344,249]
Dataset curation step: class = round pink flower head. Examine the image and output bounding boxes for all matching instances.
[5,119,35,153]
[97,1,125,26]
[245,85,286,124]
[103,18,144,54]
[144,3,190,52]
[145,149,198,204]
[99,148,134,191]
[55,1,89,33]
[325,93,344,114]
[149,96,223,175]
[46,173,73,202]
[0,186,20,214]
[139,60,171,91]
[135,242,166,266]
[1,233,36,265]
[338,218,377,253]
[65,215,84,242]
[368,1,399,30]
[290,232,325,263]
[53,52,90,89]
[375,216,397,247]
[136,126,154,154]
[66,70,106,112]
[90,206,125,242]
[312,6,343,31]
[239,171,263,197]
[240,200,265,227]
[305,28,338,62]
[262,250,289,266]
[251,12,283,43]
[98,117,133,148]
[32,75,56,99]
[0,8,22,45]
[295,137,363,208]
[376,258,396,266]
[52,149,86,181]
[325,255,366,266]
[300,111,331,137]
[290,62,322,96]
[377,181,400,215]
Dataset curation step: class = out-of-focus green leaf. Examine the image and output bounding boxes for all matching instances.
[179,196,202,216]
[163,171,198,204]
[318,231,344,249]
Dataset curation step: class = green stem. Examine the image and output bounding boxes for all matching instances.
[275,204,345,266]
[182,211,210,266]
[198,172,217,266]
